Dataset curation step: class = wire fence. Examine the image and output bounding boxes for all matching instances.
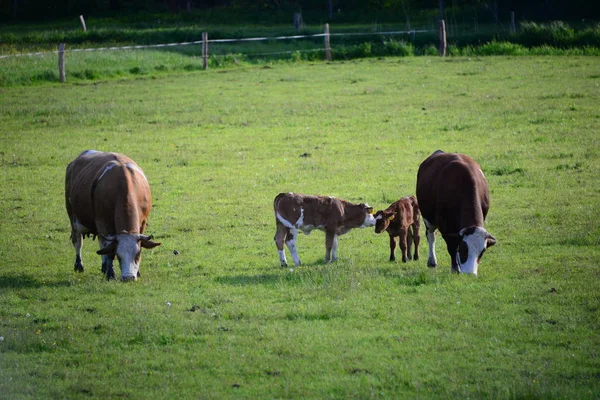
[0,28,433,60]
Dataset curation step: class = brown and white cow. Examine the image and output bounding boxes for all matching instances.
[65,150,161,281]
[274,192,376,266]
[374,195,421,263]
[416,150,496,275]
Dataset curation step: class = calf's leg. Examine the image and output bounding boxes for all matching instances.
[285,229,301,266]
[399,228,409,263]
[388,234,397,262]
[406,227,413,261]
[412,222,421,261]
[325,231,338,263]
[274,222,289,267]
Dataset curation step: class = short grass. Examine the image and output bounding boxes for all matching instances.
[0,56,599,399]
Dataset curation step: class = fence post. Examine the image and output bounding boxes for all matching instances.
[58,43,66,83]
[202,32,208,70]
[79,15,87,32]
[438,20,447,57]
[324,23,332,62]
[510,11,516,34]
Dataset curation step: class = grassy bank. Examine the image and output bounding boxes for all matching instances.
[1,56,599,398]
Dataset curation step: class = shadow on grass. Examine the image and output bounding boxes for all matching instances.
[0,274,71,289]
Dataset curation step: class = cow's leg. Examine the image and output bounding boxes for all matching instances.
[71,229,84,272]
[423,218,437,267]
[99,239,116,280]
[399,228,409,263]
[286,229,301,266]
[325,231,337,263]
[388,234,397,262]
[446,241,460,274]
[274,222,289,267]
[412,222,421,261]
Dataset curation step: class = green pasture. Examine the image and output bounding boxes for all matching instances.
[1,56,599,398]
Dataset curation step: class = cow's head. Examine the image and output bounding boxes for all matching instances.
[359,204,377,228]
[373,210,396,233]
[456,226,496,275]
[97,233,161,281]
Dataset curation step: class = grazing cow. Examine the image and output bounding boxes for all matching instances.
[374,196,421,263]
[274,192,376,266]
[416,150,496,275]
[65,150,161,281]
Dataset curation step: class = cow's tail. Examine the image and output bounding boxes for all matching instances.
[273,192,289,218]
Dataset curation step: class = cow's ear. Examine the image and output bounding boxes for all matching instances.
[387,212,396,221]
[141,239,161,249]
[486,234,497,248]
[97,242,116,256]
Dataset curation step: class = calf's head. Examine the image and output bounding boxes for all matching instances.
[373,210,396,234]
[456,226,496,275]
[359,204,377,228]
[97,233,161,281]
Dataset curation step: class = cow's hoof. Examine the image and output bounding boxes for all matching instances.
[414,254,419,261]
[427,262,437,268]
[74,262,84,273]
[402,257,408,263]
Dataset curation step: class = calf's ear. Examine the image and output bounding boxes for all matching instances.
[97,242,116,256]
[387,212,397,221]
[486,234,497,248]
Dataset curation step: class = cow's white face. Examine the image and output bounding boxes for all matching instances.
[456,227,496,275]
[115,234,142,281]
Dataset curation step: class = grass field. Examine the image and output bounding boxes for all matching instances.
[1,56,599,398]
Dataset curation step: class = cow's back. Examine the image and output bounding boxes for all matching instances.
[416,151,489,233]
[66,151,149,234]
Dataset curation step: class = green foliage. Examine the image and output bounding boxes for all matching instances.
[1,57,599,398]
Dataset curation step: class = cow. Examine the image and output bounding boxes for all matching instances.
[416,150,496,275]
[274,192,377,267]
[374,195,421,263]
[65,150,161,281]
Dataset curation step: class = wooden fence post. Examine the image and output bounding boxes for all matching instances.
[79,15,87,32]
[438,20,447,57]
[324,23,332,62]
[510,11,516,34]
[202,32,208,70]
[58,43,66,83]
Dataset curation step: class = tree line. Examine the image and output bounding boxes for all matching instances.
[3,0,599,21]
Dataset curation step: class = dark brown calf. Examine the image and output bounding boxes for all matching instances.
[374,196,421,262]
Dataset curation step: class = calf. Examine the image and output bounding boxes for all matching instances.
[416,150,496,275]
[65,150,161,281]
[374,196,421,262]
[274,192,376,266]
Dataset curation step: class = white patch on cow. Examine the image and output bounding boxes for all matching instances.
[361,213,377,228]
[331,235,339,261]
[97,163,117,182]
[375,215,382,221]
[457,227,489,275]
[126,163,148,182]
[82,150,99,156]
[115,233,141,280]
[278,249,287,266]
[276,212,295,229]
[286,233,301,266]
[73,217,90,234]
[423,218,438,267]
